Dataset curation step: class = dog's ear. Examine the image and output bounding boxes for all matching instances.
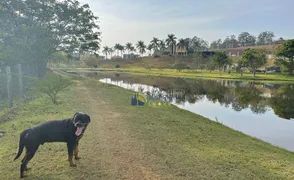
[72,112,80,122]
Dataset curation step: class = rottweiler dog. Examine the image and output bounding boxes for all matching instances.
[14,112,91,178]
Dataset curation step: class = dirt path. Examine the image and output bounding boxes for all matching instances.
[73,79,160,180]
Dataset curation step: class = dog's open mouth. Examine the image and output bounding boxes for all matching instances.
[75,127,84,136]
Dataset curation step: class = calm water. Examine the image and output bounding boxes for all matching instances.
[78,71,294,151]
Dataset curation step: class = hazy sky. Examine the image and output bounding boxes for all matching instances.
[79,0,293,48]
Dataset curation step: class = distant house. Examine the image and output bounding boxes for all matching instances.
[111,56,122,59]
[123,53,140,59]
[201,51,215,56]
[227,49,245,57]
[175,47,187,55]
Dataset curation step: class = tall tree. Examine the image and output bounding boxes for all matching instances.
[166,34,177,55]
[118,45,125,57]
[238,32,256,47]
[114,44,121,57]
[177,39,186,55]
[242,49,267,77]
[159,40,166,52]
[136,40,146,56]
[275,39,294,75]
[0,0,100,66]
[130,46,136,54]
[150,37,159,52]
[125,43,133,54]
[102,46,110,59]
[109,48,114,59]
[212,51,229,74]
[257,31,275,45]
[223,35,238,48]
[147,44,153,56]
[210,39,223,49]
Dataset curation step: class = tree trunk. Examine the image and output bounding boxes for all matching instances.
[289,59,294,76]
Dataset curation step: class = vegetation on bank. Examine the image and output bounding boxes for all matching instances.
[1,74,294,179]
[64,67,294,82]
[82,39,294,79]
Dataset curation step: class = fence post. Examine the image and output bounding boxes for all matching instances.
[6,66,13,108]
[17,64,23,96]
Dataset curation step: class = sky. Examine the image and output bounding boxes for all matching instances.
[79,0,294,48]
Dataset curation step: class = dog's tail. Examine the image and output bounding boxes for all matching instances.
[14,129,29,161]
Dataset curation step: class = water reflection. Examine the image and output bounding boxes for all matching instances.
[80,72,294,151]
[90,73,294,120]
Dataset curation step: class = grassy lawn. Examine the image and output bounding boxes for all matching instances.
[63,67,294,83]
[1,73,294,179]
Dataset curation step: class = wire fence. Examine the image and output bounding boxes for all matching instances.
[0,61,47,111]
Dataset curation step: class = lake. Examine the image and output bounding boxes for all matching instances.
[76,71,294,152]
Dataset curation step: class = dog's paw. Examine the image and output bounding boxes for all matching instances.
[20,175,27,178]
[70,164,77,167]
[24,167,31,171]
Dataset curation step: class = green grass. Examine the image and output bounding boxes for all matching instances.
[63,67,294,83]
[1,73,294,179]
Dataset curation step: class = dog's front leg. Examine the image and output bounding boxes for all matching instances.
[67,142,76,167]
[74,141,81,160]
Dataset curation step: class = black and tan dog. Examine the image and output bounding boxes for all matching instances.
[14,112,91,178]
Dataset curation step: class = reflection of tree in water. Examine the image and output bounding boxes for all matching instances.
[234,82,268,114]
[270,85,294,119]
[96,72,294,119]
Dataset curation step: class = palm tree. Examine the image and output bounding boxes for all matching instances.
[136,40,146,57]
[184,38,190,55]
[150,37,159,52]
[114,44,121,57]
[102,46,110,59]
[117,45,124,58]
[130,46,136,54]
[166,34,177,55]
[109,48,114,59]
[125,43,133,54]
[147,44,153,56]
[159,40,166,52]
[177,39,186,55]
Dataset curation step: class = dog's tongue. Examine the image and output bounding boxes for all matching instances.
[75,127,84,136]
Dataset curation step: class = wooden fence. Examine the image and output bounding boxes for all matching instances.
[0,61,46,110]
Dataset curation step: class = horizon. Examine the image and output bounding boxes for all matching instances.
[79,0,294,49]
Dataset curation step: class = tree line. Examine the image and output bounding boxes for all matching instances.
[102,31,283,59]
[0,0,100,67]
[210,31,281,49]
[212,39,294,76]
[102,34,211,59]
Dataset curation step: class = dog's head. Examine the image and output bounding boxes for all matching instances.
[72,112,91,136]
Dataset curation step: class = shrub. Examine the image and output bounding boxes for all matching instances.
[115,64,120,68]
[34,73,72,104]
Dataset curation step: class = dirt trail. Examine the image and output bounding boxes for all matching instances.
[73,79,160,180]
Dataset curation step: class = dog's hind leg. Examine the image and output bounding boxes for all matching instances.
[67,142,76,167]
[20,146,39,178]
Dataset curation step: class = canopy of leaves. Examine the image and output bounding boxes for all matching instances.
[242,49,266,76]
[0,0,100,66]
[212,51,229,70]
[238,32,256,47]
[275,39,294,75]
[136,41,146,55]
[257,31,275,45]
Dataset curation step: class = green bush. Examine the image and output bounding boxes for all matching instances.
[34,73,72,104]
